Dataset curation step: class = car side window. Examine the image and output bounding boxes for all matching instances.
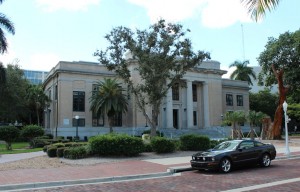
[239,141,254,149]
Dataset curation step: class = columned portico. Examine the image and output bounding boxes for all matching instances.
[186,80,193,128]
[203,82,210,127]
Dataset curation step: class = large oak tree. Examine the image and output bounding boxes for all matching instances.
[94,19,210,136]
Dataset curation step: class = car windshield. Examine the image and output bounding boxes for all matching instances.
[213,141,240,151]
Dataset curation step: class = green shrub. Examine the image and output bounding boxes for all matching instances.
[47,146,58,157]
[151,137,175,153]
[0,126,20,150]
[143,143,153,152]
[21,125,44,140]
[57,147,66,157]
[180,134,210,151]
[52,143,65,148]
[89,134,144,156]
[43,145,48,152]
[63,146,87,159]
[31,138,51,148]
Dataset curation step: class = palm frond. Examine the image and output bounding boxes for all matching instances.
[241,0,280,21]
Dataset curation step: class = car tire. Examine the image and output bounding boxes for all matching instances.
[219,158,232,173]
[260,153,271,167]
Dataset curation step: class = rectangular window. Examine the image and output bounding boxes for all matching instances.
[172,83,179,100]
[112,112,122,126]
[92,111,104,127]
[54,85,58,100]
[226,94,233,106]
[193,111,197,126]
[73,91,85,111]
[192,84,197,102]
[237,95,243,106]
[72,118,85,127]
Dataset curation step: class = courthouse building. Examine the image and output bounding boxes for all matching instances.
[43,59,249,139]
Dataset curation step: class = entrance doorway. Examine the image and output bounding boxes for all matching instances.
[173,109,178,129]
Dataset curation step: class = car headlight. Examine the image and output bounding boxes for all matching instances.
[192,156,195,160]
[211,157,215,161]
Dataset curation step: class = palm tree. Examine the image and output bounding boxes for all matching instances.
[248,110,266,140]
[229,60,256,86]
[241,0,280,21]
[0,62,5,85]
[223,111,246,139]
[90,78,128,133]
[26,84,50,125]
[0,0,15,54]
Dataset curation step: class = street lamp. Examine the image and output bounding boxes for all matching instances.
[75,115,79,140]
[282,101,290,157]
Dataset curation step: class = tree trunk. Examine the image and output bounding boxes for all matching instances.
[108,117,113,133]
[271,65,289,139]
[250,124,254,140]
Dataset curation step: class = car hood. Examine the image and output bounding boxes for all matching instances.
[193,150,229,157]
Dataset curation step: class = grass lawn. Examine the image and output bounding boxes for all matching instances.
[0,142,42,154]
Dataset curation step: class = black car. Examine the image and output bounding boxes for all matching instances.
[190,140,276,173]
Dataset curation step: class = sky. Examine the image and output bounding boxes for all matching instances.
[0,0,299,78]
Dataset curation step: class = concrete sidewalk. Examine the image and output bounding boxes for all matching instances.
[0,139,299,191]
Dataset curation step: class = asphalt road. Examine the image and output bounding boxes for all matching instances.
[19,157,300,192]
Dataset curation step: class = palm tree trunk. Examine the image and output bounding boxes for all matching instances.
[36,104,40,126]
[108,117,113,133]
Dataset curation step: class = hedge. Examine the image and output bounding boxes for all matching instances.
[180,134,210,151]
[151,137,175,153]
[89,134,144,156]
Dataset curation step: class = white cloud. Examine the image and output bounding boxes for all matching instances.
[36,0,101,12]
[128,0,252,28]
[128,0,205,23]
[24,53,60,71]
[201,0,252,28]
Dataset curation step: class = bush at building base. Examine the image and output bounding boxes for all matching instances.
[89,134,144,156]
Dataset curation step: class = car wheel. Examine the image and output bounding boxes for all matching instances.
[219,158,232,173]
[260,153,271,167]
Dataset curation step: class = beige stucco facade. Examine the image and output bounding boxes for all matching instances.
[43,60,249,139]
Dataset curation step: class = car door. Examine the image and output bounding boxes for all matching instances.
[234,140,256,163]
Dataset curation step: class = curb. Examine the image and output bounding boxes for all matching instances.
[168,154,300,174]
[0,172,176,191]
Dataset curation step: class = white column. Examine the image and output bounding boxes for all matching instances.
[186,80,193,128]
[166,87,173,128]
[203,82,210,128]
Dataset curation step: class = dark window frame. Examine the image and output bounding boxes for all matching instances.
[193,111,197,126]
[192,84,197,102]
[72,118,85,127]
[237,95,243,106]
[73,91,85,112]
[92,110,104,127]
[226,94,233,106]
[112,112,122,126]
[172,84,179,101]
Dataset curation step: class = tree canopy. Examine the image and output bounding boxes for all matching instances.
[258,29,300,102]
[94,19,210,136]
[249,89,277,120]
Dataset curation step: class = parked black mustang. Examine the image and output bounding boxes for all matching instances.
[190,140,276,173]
